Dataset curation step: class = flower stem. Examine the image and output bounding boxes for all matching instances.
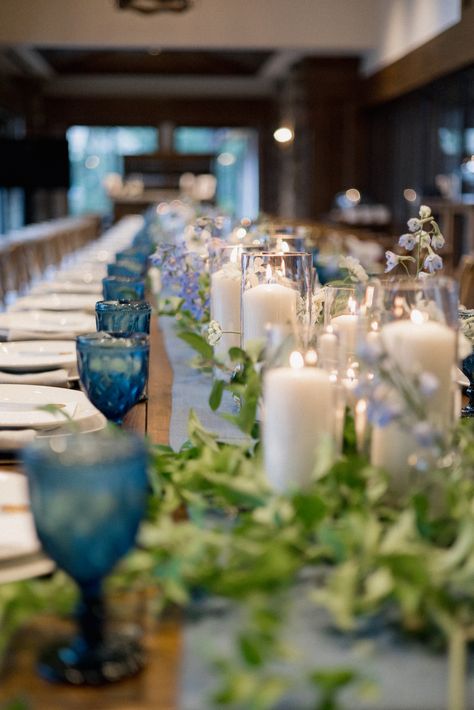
[448,626,466,710]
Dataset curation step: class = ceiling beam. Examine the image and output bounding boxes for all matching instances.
[258,51,306,80]
[8,45,55,79]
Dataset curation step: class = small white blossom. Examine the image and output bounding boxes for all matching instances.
[413,421,436,448]
[419,205,432,219]
[408,218,422,232]
[339,255,369,283]
[423,253,443,273]
[418,372,438,398]
[207,320,223,346]
[385,250,400,272]
[398,233,417,251]
[312,287,327,325]
[431,232,445,250]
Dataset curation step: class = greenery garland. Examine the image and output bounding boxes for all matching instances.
[2,296,474,710]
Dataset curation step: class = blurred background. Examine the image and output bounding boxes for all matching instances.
[0,0,472,259]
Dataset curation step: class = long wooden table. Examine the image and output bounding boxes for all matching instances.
[0,318,183,710]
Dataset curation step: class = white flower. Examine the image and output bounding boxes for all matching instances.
[207,320,222,346]
[431,232,445,250]
[423,253,443,273]
[413,421,436,448]
[339,255,369,283]
[408,218,422,232]
[419,205,432,219]
[398,233,417,251]
[385,250,400,272]
[312,287,327,325]
[418,372,438,398]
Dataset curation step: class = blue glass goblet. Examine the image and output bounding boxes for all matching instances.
[115,249,150,268]
[95,300,151,335]
[77,333,149,424]
[107,261,146,278]
[102,276,145,302]
[22,430,149,685]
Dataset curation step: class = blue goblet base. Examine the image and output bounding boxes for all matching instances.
[38,634,145,686]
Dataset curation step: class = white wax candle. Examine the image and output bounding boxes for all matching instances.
[371,423,418,491]
[319,331,339,366]
[371,317,456,477]
[381,319,456,426]
[331,314,358,355]
[263,366,335,491]
[242,283,297,346]
[210,268,241,361]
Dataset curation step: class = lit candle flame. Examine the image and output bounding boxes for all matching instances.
[355,399,367,415]
[289,351,305,369]
[348,296,357,315]
[305,349,318,365]
[265,264,273,282]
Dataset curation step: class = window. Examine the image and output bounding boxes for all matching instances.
[67,126,158,216]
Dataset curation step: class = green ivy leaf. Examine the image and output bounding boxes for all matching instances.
[209,379,225,411]
[178,331,213,359]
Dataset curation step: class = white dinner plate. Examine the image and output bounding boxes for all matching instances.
[30,281,103,295]
[0,384,103,430]
[11,294,99,314]
[0,341,77,373]
[0,310,95,334]
[0,470,39,561]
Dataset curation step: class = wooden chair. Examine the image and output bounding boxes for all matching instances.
[458,254,474,308]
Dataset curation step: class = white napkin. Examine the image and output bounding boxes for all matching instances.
[0,429,37,451]
[0,330,78,342]
[0,369,70,387]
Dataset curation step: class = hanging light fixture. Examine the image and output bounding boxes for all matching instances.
[115,0,193,14]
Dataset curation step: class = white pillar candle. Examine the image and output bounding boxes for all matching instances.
[371,423,418,491]
[263,358,336,492]
[242,282,298,346]
[371,313,456,476]
[319,330,339,367]
[381,316,456,426]
[210,267,241,361]
[330,314,358,356]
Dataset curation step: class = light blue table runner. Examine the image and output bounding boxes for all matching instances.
[158,315,474,710]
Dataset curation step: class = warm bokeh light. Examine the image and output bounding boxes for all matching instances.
[345,188,360,203]
[273,126,294,144]
[403,188,417,201]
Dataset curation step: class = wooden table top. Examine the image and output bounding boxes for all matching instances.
[0,317,183,710]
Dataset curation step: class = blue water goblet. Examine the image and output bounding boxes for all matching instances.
[102,276,146,302]
[95,300,151,335]
[77,333,149,424]
[107,261,146,278]
[115,249,150,268]
[22,430,149,685]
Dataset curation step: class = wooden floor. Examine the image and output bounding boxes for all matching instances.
[0,318,183,710]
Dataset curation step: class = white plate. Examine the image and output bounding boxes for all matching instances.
[0,470,39,561]
[0,341,77,373]
[0,310,95,334]
[11,294,99,314]
[0,385,103,430]
[31,281,103,295]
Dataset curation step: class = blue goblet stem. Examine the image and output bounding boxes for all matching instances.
[77,580,105,651]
